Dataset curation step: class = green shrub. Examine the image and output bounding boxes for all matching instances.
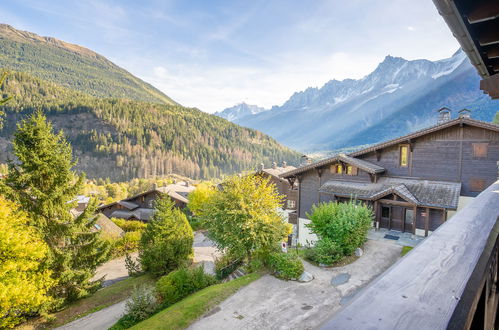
[307,200,372,256]
[139,197,194,277]
[187,215,205,231]
[110,285,158,329]
[109,231,141,257]
[112,218,147,232]
[304,238,343,266]
[214,254,243,280]
[125,254,142,277]
[267,252,304,280]
[156,267,217,307]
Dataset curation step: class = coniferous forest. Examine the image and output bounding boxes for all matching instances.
[0,71,300,180]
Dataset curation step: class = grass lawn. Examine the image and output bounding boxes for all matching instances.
[129,273,261,330]
[20,274,155,329]
[401,246,413,256]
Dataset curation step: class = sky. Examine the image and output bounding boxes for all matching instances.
[1,0,461,113]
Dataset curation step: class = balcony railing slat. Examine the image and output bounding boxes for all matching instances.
[321,180,499,330]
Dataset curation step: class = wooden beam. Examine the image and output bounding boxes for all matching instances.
[375,149,381,161]
[377,199,415,207]
[425,207,430,237]
[480,72,499,99]
[412,206,417,234]
[467,2,499,24]
[478,23,499,46]
[486,46,499,59]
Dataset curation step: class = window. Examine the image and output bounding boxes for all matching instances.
[470,178,486,192]
[287,200,296,209]
[399,145,409,167]
[94,224,102,230]
[336,164,343,174]
[473,143,488,158]
[346,165,358,175]
[381,206,390,218]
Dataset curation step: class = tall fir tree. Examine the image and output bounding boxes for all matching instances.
[0,110,109,304]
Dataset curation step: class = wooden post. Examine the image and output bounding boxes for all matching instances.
[374,200,379,230]
[425,207,430,237]
[412,205,417,234]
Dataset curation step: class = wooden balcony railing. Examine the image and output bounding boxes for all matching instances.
[321,179,499,330]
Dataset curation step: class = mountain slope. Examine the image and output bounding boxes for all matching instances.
[0,24,175,105]
[215,102,268,122]
[0,72,300,180]
[227,50,499,152]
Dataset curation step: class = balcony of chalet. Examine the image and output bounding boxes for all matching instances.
[321,174,499,329]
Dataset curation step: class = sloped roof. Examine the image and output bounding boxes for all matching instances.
[92,213,125,239]
[261,165,297,178]
[338,154,385,174]
[281,117,499,178]
[319,177,461,209]
[98,181,195,211]
[118,200,139,210]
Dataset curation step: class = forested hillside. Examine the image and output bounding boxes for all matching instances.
[0,24,175,105]
[0,72,300,180]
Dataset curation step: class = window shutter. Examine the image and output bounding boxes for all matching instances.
[472,143,488,158]
[470,178,486,192]
[351,166,358,175]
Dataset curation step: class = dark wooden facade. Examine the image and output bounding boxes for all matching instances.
[257,163,298,213]
[98,182,194,221]
[283,117,499,236]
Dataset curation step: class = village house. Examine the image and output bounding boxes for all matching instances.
[98,181,195,222]
[257,161,298,211]
[281,109,499,244]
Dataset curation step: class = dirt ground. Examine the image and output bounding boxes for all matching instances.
[188,240,402,330]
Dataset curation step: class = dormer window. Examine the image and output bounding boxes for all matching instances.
[346,165,358,175]
[399,145,409,167]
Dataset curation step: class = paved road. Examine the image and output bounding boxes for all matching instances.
[56,300,126,330]
[58,232,219,330]
[188,240,402,330]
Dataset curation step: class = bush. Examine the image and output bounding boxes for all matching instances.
[139,197,194,277]
[187,215,205,231]
[304,238,343,266]
[111,218,147,232]
[156,267,217,307]
[267,252,304,280]
[214,254,243,280]
[111,285,158,329]
[109,231,141,257]
[307,200,372,256]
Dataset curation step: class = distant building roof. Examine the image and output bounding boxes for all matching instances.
[92,213,125,239]
[319,177,461,209]
[117,200,139,210]
[260,165,297,178]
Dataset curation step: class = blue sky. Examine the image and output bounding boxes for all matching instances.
[1,0,460,112]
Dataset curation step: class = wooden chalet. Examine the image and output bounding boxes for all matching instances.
[282,112,499,241]
[257,161,298,211]
[98,181,195,221]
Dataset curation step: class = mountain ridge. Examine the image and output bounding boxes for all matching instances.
[0,24,176,105]
[219,49,498,152]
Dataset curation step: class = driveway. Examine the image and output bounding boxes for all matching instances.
[189,239,401,330]
[92,252,139,287]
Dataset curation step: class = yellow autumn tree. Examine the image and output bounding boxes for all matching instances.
[188,182,216,217]
[0,197,54,328]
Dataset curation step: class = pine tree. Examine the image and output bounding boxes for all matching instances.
[0,110,110,304]
[139,196,194,277]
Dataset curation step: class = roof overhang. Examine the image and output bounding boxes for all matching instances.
[433,0,499,98]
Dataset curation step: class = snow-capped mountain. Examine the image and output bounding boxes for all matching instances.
[223,49,499,152]
[215,102,268,122]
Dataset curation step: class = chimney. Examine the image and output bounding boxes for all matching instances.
[259,163,265,171]
[185,181,190,187]
[173,179,177,184]
[152,183,158,190]
[282,161,287,168]
[300,155,310,166]
[437,107,452,124]
[272,161,277,169]
[458,108,472,119]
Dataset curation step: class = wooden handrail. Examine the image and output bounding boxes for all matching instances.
[321,180,499,330]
